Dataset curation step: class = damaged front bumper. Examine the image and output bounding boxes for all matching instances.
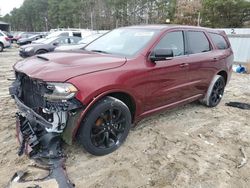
[8,71,84,187]
[9,72,84,158]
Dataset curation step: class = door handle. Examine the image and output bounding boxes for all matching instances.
[180,63,189,68]
[212,57,219,62]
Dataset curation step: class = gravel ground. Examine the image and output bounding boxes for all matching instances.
[0,48,250,188]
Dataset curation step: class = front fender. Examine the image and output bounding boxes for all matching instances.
[62,89,140,145]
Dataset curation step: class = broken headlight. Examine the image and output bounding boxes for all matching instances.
[44,82,78,101]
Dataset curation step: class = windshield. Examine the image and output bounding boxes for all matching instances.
[85,28,159,57]
[78,34,102,44]
[46,31,69,39]
[42,37,58,44]
[28,35,38,39]
[33,38,46,43]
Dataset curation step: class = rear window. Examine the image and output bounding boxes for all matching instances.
[209,33,229,50]
[73,32,81,37]
[187,31,211,54]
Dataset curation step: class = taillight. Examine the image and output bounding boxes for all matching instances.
[5,37,10,41]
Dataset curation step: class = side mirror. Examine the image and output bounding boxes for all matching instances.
[150,48,174,62]
[53,42,59,46]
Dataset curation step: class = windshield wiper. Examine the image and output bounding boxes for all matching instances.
[91,50,109,54]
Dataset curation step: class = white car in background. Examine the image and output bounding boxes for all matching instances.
[33,30,95,44]
[55,33,105,51]
[0,30,11,52]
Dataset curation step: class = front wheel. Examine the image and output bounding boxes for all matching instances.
[200,75,225,107]
[77,96,131,156]
[36,49,48,55]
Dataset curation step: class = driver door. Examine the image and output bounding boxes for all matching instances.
[144,31,191,111]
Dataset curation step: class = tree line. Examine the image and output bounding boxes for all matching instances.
[1,0,250,32]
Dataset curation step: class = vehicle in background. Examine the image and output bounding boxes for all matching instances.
[19,36,81,57]
[0,30,11,52]
[12,32,41,43]
[10,25,233,157]
[33,30,94,44]
[3,31,14,41]
[17,34,44,46]
[55,33,104,51]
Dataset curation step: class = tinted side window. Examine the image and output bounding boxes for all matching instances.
[155,31,184,57]
[73,32,81,37]
[69,37,80,44]
[187,31,211,54]
[54,38,69,44]
[209,33,229,50]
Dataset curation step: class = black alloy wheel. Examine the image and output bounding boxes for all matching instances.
[91,108,126,149]
[209,76,225,106]
[78,96,131,156]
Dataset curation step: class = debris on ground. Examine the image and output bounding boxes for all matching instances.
[232,64,247,73]
[8,137,74,188]
[237,147,248,169]
[226,102,250,110]
[8,157,74,188]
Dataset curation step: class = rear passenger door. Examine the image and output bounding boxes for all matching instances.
[184,30,217,97]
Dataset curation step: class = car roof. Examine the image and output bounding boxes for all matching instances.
[124,24,222,34]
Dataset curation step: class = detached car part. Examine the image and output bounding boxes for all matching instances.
[226,102,250,110]
[9,72,81,187]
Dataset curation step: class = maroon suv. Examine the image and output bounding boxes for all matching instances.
[10,25,233,156]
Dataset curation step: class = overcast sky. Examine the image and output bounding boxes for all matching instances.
[0,0,24,16]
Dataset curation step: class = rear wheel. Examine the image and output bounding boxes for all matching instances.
[200,75,225,107]
[0,43,3,52]
[77,96,131,156]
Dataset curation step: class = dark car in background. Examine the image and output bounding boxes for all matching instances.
[17,34,44,46]
[19,36,81,57]
[12,32,43,43]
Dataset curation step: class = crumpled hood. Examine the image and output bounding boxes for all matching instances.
[14,51,126,82]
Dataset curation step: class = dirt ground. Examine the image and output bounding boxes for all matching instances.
[0,48,250,188]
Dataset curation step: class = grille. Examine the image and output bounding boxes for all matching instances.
[17,72,45,109]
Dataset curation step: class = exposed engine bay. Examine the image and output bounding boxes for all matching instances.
[9,71,83,187]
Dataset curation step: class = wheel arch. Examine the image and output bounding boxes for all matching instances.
[217,70,228,84]
[107,92,136,122]
[35,49,48,54]
[63,89,138,144]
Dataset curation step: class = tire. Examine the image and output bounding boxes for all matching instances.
[200,75,225,107]
[36,49,48,55]
[0,43,3,52]
[77,96,131,156]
